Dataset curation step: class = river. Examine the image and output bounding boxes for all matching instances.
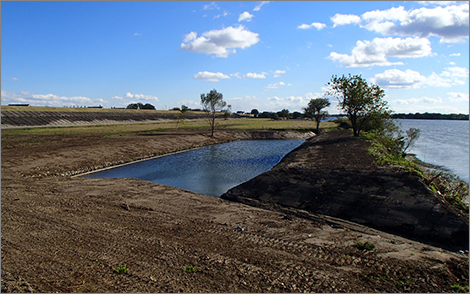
[397,119,469,183]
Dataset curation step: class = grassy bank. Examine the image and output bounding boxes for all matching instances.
[1,118,337,137]
[365,131,469,211]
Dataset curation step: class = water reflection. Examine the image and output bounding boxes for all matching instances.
[84,139,305,196]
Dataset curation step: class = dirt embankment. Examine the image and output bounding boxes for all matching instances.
[222,130,469,251]
[2,128,469,293]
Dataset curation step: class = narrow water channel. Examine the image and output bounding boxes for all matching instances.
[84,139,305,197]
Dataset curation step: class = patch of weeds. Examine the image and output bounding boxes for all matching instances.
[380,275,390,281]
[396,280,412,287]
[183,265,199,273]
[451,284,469,292]
[425,170,469,211]
[356,241,375,251]
[363,274,375,282]
[114,264,128,274]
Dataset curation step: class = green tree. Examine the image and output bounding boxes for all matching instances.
[278,109,289,120]
[223,105,232,120]
[200,89,227,137]
[327,74,391,136]
[251,109,259,118]
[126,103,138,109]
[126,102,149,109]
[141,103,156,110]
[304,97,331,133]
[292,111,303,119]
[401,127,421,157]
[175,105,189,129]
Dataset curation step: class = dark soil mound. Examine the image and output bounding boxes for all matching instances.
[222,130,469,251]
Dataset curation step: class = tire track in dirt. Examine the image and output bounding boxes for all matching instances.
[201,222,360,292]
[198,220,454,292]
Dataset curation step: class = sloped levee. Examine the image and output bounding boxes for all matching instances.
[221,130,469,251]
[0,111,209,128]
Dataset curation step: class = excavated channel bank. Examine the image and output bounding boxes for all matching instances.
[68,130,316,178]
[222,130,469,251]
[2,127,469,293]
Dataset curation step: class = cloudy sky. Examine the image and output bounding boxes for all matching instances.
[1,1,469,114]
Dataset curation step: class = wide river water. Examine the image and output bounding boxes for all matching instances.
[397,119,469,183]
[84,139,305,197]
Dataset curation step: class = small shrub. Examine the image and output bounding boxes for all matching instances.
[451,284,469,292]
[356,241,375,251]
[425,171,469,211]
[115,264,128,274]
[333,118,351,129]
[396,280,412,287]
[183,265,198,273]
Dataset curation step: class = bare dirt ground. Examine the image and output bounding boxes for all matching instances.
[1,128,469,292]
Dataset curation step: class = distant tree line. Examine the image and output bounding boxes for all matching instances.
[392,113,469,120]
[126,102,156,110]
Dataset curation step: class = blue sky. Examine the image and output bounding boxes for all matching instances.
[1,1,469,114]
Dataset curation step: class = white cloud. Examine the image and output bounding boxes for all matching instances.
[361,6,408,25]
[266,81,288,89]
[238,11,254,22]
[176,99,201,109]
[297,22,327,30]
[371,69,428,89]
[418,1,457,7]
[243,72,266,79]
[226,95,261,111]
[253,1,269,11]
[327,37,432,67]
[193,71,230,82]
[286,95,308,104]
[123,92,159,102]
[450,53,461,56]
[134,33,141,36]
[273,70,286,77]
[214,10,229,19]
[266,94,310,111]
[203,2,219,11]
[11,77,20,81]
[439,66,469,85]
[448,92,469,102]
[230,72,242,79]
[440,66,469,78]
[370,68,466,89]
[331,14,361,27]
[183,31,198,42]
[180,25,260,58]
[360,4,469,43]
[426,72,454,87]
[395,96,443,105]
[1,90,106,107]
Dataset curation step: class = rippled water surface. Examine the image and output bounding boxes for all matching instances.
[397,119,469,183]
[84,139,305,196]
